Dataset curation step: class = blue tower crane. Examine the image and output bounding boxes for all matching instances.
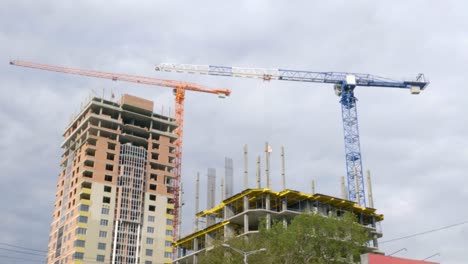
[155,63,429,207]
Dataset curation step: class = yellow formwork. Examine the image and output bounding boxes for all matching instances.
[195,188,383,221]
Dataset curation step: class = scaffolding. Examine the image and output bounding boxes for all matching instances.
[112,144,147,264]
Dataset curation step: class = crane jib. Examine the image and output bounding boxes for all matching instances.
[156,62,429,207]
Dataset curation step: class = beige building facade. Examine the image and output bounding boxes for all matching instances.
[48,94,177,264]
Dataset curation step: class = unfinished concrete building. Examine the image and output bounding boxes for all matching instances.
[173,187,383,263]
[48,94,177,264]
[173,144,383,264]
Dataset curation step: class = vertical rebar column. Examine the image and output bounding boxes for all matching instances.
[281,145,287,227]
[311,179,316,194]
[243,146,250,236]
[341,176,348,200]
[220,177,224,202]
[367,170,374,208]
[281,145,286,190]
[265,142,271,189]
[207,168,216,209]
[206,168,216,247]
[244,145,248,189]
[193,173,200,264]
[195,172,200,231]
[225,157,233,199]
[264,143,272,229]
[354,167,360,204]
[256,156,261,188]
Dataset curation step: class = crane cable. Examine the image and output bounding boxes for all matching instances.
[380,220,468,244]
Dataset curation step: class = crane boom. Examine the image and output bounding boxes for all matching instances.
[155,62,429,207]
[11,59,231,249]
[10,60,231,97]
[156,63,428,90]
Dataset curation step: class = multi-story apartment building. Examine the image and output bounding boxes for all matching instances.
[48,94,178,264]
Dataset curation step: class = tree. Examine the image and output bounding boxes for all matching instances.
[197,234,271,264]
[198,212,368,264]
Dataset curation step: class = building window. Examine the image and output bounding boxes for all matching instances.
[149,184,157,191]
[98,242,106,250]
[164,252,172,258]
[75,228,87,235]
[147,227,154,233]
[106,153,115,161]
[150,174,157,180]
[145,261,152,264]
[104,186,112,192]
[165,241,172,247]
[101,207,110,215]
[96,254,105,262]
[166,219,173,225]
[79,204,89,212]
[148,216,155,222]
[100,219,108,226]
[146,249,153,256]
[166,230,173,236]
[149,205,155,212]
[73,252,84,260]
[105,164,113,171]
[104,175,113,182]
[74,240,85,247]
[146,238,153,245]
[103,197,111,204]
[108,142,116,150]
[77,216,88,223]
[149,195,156,201]
[99,231,107,238]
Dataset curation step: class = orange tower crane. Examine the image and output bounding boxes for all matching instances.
[10,60,231,243]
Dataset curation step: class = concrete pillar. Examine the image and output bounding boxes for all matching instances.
[282,197,287,228]
[371,217,379,248]
[266,193,271,229]
[193,237,198,264]
[205,214,216,247]
[305,200,312,213]
[224,205,235,239]
[97,120,101,137]
[243,196,249,234]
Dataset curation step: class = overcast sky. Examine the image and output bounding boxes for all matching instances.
[1,1,467,263]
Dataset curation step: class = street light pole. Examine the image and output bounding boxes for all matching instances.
[222,243,267,264]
